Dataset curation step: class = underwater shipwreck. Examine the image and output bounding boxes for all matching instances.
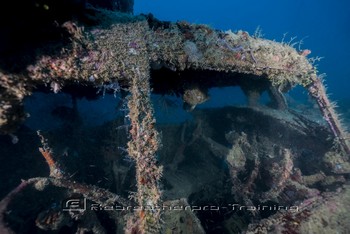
[1,1,350,233]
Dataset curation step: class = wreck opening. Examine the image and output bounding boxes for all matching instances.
[150,68,287,110]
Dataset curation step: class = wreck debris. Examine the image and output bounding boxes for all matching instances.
[0,103,348,233]
[0,180,28,234]
[161,198,205,234]
[246,185,350,234]
[260,149,294,202]
[323,149,350,174]
[0,176,131,234]
[0,131,131,233]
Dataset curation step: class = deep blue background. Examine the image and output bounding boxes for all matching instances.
[135,0,350,100]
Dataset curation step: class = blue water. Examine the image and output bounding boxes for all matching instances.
[135,0,350,100]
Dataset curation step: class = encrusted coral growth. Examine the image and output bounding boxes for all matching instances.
[126,72,163,233]
[27,19,149,83]
[124,24,163,234]
[308,76,350,155]
[0,71,30,134]
[148,23,314,87]
[37,131,64,178]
